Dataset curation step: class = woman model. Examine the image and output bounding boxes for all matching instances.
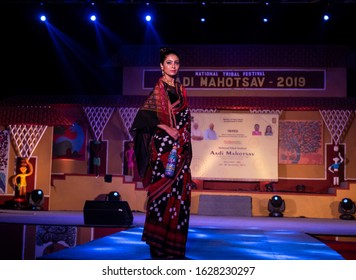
[130,47,193,259]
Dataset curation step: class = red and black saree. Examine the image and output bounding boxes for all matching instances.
[131,77,193,258]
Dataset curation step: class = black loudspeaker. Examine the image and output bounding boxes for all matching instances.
[83,200,134,226]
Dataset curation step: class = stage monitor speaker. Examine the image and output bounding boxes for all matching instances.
[83,200,134,226]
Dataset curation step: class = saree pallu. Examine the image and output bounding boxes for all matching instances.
[142,106,193,258]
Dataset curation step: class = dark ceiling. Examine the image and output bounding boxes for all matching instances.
[6,1,356,46]
[2,1,356,97]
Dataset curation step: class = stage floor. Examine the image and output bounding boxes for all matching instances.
[1,210,352,260]
[38,225,346,260]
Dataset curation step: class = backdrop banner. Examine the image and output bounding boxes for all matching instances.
[190,112,279,181]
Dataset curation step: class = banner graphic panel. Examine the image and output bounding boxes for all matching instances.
[190,112,279,181]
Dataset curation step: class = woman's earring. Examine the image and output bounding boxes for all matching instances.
[161,69,164,76]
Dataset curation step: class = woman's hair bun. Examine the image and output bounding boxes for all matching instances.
[160,47,169,54]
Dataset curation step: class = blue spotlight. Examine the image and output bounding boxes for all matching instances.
[200,18,206,23]
[268,195,285,217]
[262,17,269,23]
[39,15,46,22]
[107,191,121,202]
[28,189,44,210]
[90,14,97,22]
[338,198,355,220]
[323,14,330,21]
[145,14,152,22]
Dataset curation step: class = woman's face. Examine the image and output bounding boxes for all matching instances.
[161,54,180,77]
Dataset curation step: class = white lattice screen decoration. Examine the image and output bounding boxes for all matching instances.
[83,106,115,140]
[320,109,354,145]
[249,109,283,115]
[9,125,47,158]
[191,109,217,113]
[119,107,139,140]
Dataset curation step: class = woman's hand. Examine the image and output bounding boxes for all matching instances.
[167,127,179,140]
[158,124,179,140]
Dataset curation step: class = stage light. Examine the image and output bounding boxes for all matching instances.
[39,15,46,22]
[28,189,44,210]
[268,195,285,217]
[338,197,355,220]
[265,182,274,192]
[107,191,121,201]
[296,184,306,193]
[90,14,97,22]
[323,14,330,21]
[145,15,152,22]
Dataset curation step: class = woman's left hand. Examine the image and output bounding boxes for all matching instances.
[158,124,179,140]
[167,127,179,140]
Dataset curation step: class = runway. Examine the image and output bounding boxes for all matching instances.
[8,211,350,260]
